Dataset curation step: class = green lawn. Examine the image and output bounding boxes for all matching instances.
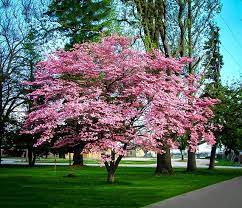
[215,159,241,167]
[0,166,242,208]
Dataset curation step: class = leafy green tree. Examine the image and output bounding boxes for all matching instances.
[203,26,223,84]
[46,0,114,50]
[22,29,42,166]
[207,84,241,161]
[203,25,223,169]
[204,26,242,167]
[219,85,242,156]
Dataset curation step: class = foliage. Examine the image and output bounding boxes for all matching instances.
[121,0,221,57]
[47,0,114,50]
[206,83,241,151]
[220,85,242,153]
[22,36,218,181]
[203,25,223,83]
[119,0,222,172]
[203,25,241,153]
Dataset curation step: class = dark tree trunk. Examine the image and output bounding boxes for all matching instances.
[107,168,115,184]
[27,146,36,167]
[32,153,36,166]
[209,144,217,170]
[59,150,66,159]
[180,149,184,161]
[73,143,84,166]
[187,149,197,172]
[45,151,48,159]
[155,147,173,175]
[105,151,124,184]
[28,147,33,166]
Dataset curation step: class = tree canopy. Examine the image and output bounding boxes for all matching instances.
[47,0,113,50]
[22,36,218,182]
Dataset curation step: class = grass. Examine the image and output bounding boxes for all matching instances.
[215,159,241,167]
[0,166,242,208]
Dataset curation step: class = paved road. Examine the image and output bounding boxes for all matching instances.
[144,176,242,208]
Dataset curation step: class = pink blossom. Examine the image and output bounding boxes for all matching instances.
[22,35,217,162]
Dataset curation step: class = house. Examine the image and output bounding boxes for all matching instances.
[65,148,156,160]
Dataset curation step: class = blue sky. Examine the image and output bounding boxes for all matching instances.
[217,0,242,84]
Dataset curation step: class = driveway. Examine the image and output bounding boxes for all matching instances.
[144,176,242,208]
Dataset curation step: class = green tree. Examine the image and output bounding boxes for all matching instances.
[46,0,114,50]
[203,26,223,84]
[219,85,242,156]
[22,29,42,166]
[203,25,223,169]
[206,83,242,164]
[204,26,241,166]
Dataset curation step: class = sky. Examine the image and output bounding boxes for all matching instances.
[217,0,242,84]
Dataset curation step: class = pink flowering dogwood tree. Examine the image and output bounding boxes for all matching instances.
[22,36,217,183]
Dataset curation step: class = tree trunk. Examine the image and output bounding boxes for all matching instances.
[45,151,48,159]
[32,153,36,166]
[209,144,217,170]
[155,147,173,175]
[28,146,37,167]
[105,151,124,184]
[107,168,115,184]
[180,149,184,161]
[59,150,66,159]
[187,149,197,172]
[73,144,84,166]
[27,146,36,167]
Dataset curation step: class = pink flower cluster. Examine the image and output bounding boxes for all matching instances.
[22,36,218,161]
